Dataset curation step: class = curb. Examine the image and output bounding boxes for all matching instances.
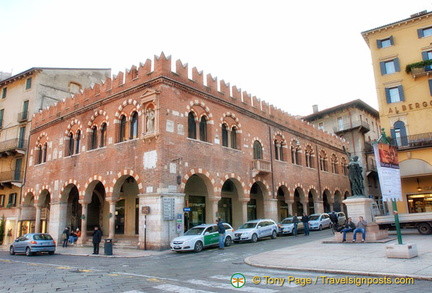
[243,256,432,281]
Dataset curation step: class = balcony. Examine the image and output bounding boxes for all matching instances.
[0,138,28,156]
[405,60,432,79]
[252,159,271,177]
[0,170,24,188]
[395,132,432,149]
[333,120,370,135]
[17,111,29,123]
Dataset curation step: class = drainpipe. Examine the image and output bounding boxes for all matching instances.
[316,145,322,211]
[268,126,275,199]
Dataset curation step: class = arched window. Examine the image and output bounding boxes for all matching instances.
[100,123,107,147]
[188,112,197,139]
[199,116,207,142]
[37,145,43,164]
[274,138,285,161]
[319,150,328,172]
[42,142,47,163]
[341,157,348,176]
[231,127,237,149]
[305,145,314,168]
[391,120,408,147]
[119,115,126,142]
[75,130,81,154]
[291,140,300,165]
[222,124,228,147]
[130,112,138,139]
[91,126,98,150]
[67,132,74,156]
[253,140,263,159]
[331,154,338,174]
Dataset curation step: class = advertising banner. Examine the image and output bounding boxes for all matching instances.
[373,143,403,201]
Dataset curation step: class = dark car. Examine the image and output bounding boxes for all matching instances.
[10,233,56,256]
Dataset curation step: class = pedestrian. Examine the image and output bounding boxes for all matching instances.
[62,227,70,247]
[353,216,367,242]
[301,213,310,236]
[92,226,102,254]
[216,218,226,250]
[340,217,356,242]
[292,214,299,237]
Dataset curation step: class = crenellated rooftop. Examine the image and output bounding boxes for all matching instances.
[32,53,347,149]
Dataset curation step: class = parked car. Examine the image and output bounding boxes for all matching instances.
[9,233,56,256]
[234,219,278,242]
[335,212,346,226]
[170,223,234,252]
[277,217,304,235]
[308,213,331,231]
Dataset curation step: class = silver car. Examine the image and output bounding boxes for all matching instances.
[278,217,304,235]
[10,233,56,256]
[234,219,278,242]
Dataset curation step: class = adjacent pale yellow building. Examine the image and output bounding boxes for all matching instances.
[0,68,110,245]
[362,10,432,213]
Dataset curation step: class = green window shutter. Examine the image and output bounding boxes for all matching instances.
[385,88,391,103]
[389,36,394,45]
[428,79,432,96]
[380,61,386,75]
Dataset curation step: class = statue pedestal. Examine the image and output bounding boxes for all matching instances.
[335,196,388,242]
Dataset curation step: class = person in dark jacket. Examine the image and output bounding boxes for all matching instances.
[92,226,102,254]
[292,214,299,237]
[216,218,226,250]
[62,227,70,247]
[301,213,310,236]
[340,217,356,242]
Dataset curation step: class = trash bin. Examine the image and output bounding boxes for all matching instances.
[104,239,113,255]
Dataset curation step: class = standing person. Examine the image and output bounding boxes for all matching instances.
[301,213,310,236]
[62,227,70,247]
[329,211,338,232]
[216,218,226,250]
[340,217,356,242]
[353,216,367,242]
[92,226,102,254]
[292,214,299,237]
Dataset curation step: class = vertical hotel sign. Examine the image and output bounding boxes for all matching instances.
[373,143,403,201]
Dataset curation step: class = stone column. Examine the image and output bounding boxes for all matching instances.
[208,197,220,222]
[315,200,324,214]
[264,198,278,220]
[286,199,294,216]
[34,205,42,233]
[239,198,249,224]
[301,201,308,215]
[108,201,117,239]
[77,201,89,245]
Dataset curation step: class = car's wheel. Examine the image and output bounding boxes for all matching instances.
[418,223,432,235]
[194,241,203,253]
[319,225,323,231]
[48,251,55,255]
[224,236,232,247]
[251,233,258,243]
[271,230,277,239]
[9,246,15,255]
[25,247,33,256]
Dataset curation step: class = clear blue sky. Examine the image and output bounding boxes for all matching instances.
[1,0,431,115]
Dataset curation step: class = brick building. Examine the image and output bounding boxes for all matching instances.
[23,54,350,250]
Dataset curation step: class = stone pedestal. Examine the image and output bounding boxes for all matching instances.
[386,243,418,259]
[336,196,388,242]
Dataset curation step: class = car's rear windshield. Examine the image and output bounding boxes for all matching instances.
[34,234,53,240]
[280,219,293,224]
[239,223,257,229]
[309,215,320,221]
[184,227,205,235]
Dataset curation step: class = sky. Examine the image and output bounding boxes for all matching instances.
[1,0,432,116]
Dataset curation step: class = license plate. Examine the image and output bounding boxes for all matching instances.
[174,246,181,249]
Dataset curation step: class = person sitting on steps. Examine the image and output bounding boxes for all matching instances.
[340,217,356,242]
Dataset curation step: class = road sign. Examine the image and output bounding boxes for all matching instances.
[163,198,175,220]
[183,207,191,212]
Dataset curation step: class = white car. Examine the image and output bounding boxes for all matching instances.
[234,219,278,243]
[308,213,331,230]
[278,217,304,235]
[170,223,234,252]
